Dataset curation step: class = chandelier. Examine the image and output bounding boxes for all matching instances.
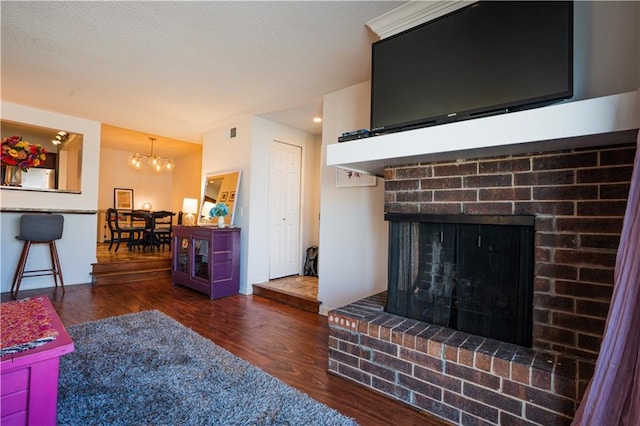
[128,137,174,172]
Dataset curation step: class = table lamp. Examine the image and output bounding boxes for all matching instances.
[182,198,198,226]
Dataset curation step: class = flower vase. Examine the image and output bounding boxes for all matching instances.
[217,215,225,228]
[3,166,22,187]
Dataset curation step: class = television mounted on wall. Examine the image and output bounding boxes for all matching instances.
[370,1,574,134]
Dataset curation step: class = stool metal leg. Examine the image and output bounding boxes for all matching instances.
[49,240,65,292]
[11,241,32,300]
[10,240,65,300]
[47,241,59,288]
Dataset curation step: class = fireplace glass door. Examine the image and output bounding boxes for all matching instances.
[387,218,534,347]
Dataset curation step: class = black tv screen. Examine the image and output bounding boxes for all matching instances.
[370,1,573,133]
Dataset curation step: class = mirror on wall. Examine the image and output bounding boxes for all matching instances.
[1,120,83,192]
[200,169,241,226]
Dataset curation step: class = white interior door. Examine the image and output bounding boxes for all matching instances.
[269,141,302,279]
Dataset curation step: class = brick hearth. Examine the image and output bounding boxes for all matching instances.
[328,141,636,425]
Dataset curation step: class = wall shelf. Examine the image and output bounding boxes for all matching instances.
[326,91,639,176]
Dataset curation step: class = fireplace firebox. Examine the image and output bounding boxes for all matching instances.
[386,214,534,347]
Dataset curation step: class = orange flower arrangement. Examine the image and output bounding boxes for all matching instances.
[1,135,47,171]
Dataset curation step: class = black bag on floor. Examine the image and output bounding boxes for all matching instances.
[303,246,318,277]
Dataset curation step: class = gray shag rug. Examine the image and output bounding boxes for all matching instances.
[57,310,357,425]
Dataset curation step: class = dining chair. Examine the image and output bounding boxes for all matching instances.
[106,208,146,252]
[129,209,154,250]
[149,211,175,251]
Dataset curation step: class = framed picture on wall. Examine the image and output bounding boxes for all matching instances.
[220,192,229,202]
[114,188,134,210]
[229,191,236,202]
[335,169,377,188]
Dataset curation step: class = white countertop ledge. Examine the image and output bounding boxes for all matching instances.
[326,90,639,176]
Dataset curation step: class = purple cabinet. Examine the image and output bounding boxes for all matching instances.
[1,298,74,425]
[172,226,240,299]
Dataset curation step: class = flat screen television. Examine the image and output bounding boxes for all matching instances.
[370,1,573,133]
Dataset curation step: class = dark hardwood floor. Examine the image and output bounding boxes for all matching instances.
[1,278,449,426]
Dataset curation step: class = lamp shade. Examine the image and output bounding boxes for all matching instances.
[182,198,198,214]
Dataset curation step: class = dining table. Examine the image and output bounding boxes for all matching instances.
[120,210,174,251]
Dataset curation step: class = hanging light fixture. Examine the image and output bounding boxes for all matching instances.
[128,137,175,172]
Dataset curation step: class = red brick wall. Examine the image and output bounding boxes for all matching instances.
[384,143,636,359]
[329,295,582,425]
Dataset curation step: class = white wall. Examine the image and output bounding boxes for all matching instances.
[1,102,101,292]
[98,148,174,211]
[305,134,322,247]
[317,82,387,315]
[171,151,202,214]
[202,115,253,293]
[202,115,321,294]
[573,1,639,100]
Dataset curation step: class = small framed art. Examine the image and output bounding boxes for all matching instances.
[114,188,134,210]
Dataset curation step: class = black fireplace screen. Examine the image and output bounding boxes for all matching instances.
[386,215,534,347]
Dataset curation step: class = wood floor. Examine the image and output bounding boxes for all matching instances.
[96,241,172,262]
[96,242,321,310]
[1,278,449,426]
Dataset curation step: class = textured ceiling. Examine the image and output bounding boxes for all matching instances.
[1,1,403,151]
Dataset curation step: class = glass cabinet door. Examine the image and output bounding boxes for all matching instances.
[175,236,190,274]
[193,237,210,280]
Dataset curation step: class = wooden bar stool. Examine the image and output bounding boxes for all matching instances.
[10,214,65,299]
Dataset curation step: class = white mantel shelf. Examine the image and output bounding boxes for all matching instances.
[327,91,639,177]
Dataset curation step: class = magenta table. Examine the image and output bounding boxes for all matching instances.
[1,297,74,425]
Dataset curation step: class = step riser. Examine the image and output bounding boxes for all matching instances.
[92,260,171,274]
[91,257,171,285]
[93,270,171,285]
[252,285,320,314]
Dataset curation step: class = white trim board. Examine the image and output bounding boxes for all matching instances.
[327,91,640,176]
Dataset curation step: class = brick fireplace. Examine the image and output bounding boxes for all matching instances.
[328,141,636,424]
